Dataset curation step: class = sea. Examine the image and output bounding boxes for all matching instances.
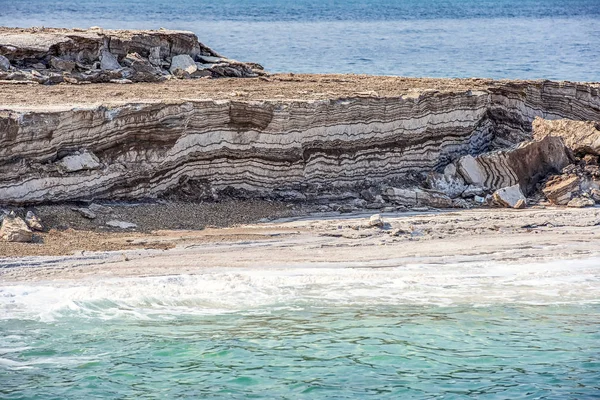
[1,259,600,398]
[0,0,599,81]
[1,1,600,398]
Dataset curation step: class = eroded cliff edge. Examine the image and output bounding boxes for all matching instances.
[1,77,599,205]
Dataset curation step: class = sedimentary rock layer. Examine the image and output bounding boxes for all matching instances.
[1,79,599,204]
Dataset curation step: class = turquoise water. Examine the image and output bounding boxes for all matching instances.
[1,0,599,80]
[2,304,600,398]
[2,260,600,398]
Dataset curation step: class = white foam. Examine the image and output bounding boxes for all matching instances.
[1,257,599,321]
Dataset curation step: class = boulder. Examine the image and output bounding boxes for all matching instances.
[456,136,571,195]
[533,117,600,156]
[368,214,384,228]
[73,207,97,219]
[492,185,526,208]
[542,175,580,205]
[383,187,453,208]
[25,211,43,231]
[0,55,11,71]
[170,54,198,75]
[461,185,486,198]
[50,57,76,73]
[0,214,33,242]
[99,49,121,70]
[122,52,156,74]
[457,155,486,187]
[57,151,101,173]
[567,197,595,208]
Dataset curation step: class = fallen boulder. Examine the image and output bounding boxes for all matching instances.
[368,214,384,228]
[567,197,595,208]
[0,54,10,71]
[0,213,33,242]
[25,211,44,231]
[492,184,527,208]
[542,175,580,205]
[106,220,137,229]
[456,136,571,195]
[533,117,600,156]
[170,54,197,75]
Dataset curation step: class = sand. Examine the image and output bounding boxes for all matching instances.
[2,206,600,282]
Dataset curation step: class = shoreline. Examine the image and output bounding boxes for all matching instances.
[2,206,600,283]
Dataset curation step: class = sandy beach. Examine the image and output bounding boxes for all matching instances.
[2,205,599,283]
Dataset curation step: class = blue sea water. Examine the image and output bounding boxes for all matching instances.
[2,260,600,398]
[0,0,599,80]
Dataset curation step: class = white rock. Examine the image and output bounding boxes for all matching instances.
[106,220,137,229]
[0,214,33,242]
[100,49,121,70]
[369,214,384,227]
[197,55,224,64]
[169,54,197,75]
[25,211,43,231]
[457,155,486,186]
[427,163,466,198]
[0,55,10,71]
[492,184,526,208]
[58,151,101,173]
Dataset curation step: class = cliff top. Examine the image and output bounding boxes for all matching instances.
[2,74,581,108]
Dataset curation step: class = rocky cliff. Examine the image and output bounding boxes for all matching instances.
[0,27,264,84]
[1,78,598,205]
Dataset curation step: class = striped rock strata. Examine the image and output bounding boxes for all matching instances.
[1,80,599,205]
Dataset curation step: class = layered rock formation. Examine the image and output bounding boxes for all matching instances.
[0,27,264,84]
[0,75,599,205]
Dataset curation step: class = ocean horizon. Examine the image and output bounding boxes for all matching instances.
[1,0,599,81]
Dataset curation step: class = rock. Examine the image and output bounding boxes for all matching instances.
[122,52,156,74]
[533,117,600,156]
[57,151,101,173]
[360,188,376,202]
[25,211,43,231]
[148,46,162,67]
[427,163,467,198]
[567,197,595,208]
[50,57,76,73]
[591,188,600,203]
[451,198,471,209]
[456,136,571,195]
[197,55,224,63]
[100,49,121,70]
[474,195,486,204]
[0,55,10,71]
[492,184,526,208]
[457,155,486,186]
[106,220,137,229]
[73,207,97,219]
[170,54,197,75]
[0,213,33,242]
[383,187,453,208]
[514,199,527,209]
[461,185,486,198]
[109,78,133,84]
[542,175,580,205]
[31,62,46,70]
[368,214,384,228]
